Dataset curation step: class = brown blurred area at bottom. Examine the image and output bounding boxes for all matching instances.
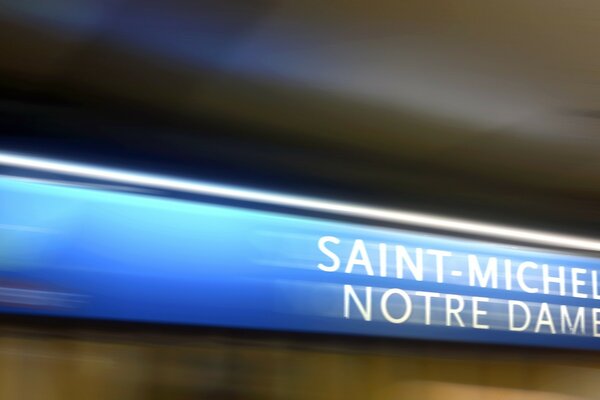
[0,321,599,400]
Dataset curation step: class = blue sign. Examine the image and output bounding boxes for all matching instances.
[1,175,600,350]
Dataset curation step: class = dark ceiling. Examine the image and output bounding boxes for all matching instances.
[0,0,598,235]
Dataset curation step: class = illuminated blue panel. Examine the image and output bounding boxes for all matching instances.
[1,175,600,350]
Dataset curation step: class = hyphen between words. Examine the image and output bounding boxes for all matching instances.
[317,236,600,336]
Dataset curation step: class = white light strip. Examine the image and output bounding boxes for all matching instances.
[1,152,599,252]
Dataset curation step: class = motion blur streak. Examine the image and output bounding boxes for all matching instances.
[1,152,599,252]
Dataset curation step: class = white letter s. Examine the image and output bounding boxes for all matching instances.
[318,236,341,272]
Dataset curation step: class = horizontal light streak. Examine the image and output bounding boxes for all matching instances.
[1,152,599,252]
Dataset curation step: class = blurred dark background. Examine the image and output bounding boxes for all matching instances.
[0,0,598,236]
[1,2,600,399]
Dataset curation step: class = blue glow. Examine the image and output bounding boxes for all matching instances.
[1,174,600,349]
